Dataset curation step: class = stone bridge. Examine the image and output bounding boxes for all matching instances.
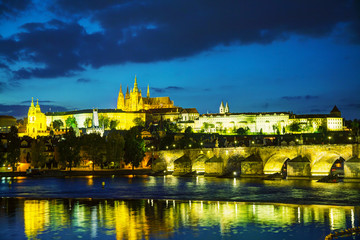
[152,144,360,178]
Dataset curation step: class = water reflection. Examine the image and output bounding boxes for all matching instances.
[1,198,358,240]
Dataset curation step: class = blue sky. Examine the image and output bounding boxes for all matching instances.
[0,0,359,119]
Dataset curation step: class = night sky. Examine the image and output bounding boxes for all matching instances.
[0,0,359,119]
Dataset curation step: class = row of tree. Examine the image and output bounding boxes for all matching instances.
[0,126,145,172]
[52,116,119,130]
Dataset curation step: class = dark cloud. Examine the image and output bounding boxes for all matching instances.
[0,0,31,19]
[345,103,360,109]
[77,78,92,83]
[0,81,7,93]
[0,103,69,118]
[0,0,359,80]
[282,95,319,101]
[151,86,184,93]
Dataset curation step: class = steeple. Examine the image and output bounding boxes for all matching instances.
[133,75,139,92]
[35,99,41,112]
[147,84,150,98]
[125,85,129,98]
[31,97,34,107]
[117,84,125,109]
[219,101,225,114]
[225,102,229,113]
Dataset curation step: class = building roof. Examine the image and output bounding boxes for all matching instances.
[181,108,199,114]
[202,112,290,117]
[331,105,341,113]
[146,107,182,114]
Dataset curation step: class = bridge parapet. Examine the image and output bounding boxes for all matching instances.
[154,144,359,177]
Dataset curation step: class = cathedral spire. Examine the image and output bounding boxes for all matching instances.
[133,75,139,92]
[147,84,150,98]
[126,85,129,98]
[219,101,225,114]
[225,102,229,113]
[31,97,34,107]
[117,84,125,109]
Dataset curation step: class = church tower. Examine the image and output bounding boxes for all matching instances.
[147,84,150,98]
[117,84,125,110]
[225,102,229,113]
[219,101,225,114]
[26,98,47,138]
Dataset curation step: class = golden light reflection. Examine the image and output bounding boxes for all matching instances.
[19,199,359,239]
[86,175,94,186]
[24,200,50,239]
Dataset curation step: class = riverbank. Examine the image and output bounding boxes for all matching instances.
[0,169,152,177]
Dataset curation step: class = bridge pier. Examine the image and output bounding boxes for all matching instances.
[152,144,360,179]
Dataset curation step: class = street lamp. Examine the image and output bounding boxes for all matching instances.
[328,136,332,144]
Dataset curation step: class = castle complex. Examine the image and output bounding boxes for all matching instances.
[117,76,174,111]
[21,76,344,138]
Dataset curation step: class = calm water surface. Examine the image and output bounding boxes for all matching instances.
[0,176,360,239]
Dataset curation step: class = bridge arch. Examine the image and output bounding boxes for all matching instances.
[311,153,345,176]
[192,154,208,173]
[263,154,290,175]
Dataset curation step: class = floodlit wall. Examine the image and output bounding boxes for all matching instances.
[155,144,357,177]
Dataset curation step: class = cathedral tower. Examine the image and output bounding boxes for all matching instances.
[117,84,125,110]
[26,98,47,138]
[219,101,225,114]
[225,102,229,113]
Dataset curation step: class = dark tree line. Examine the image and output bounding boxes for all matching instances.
[0,126,145,171]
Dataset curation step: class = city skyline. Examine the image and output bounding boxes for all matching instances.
[1,0,360,119]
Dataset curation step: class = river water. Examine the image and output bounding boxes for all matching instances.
[1,175,360,239]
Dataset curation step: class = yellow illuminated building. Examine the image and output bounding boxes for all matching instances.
[25,98,47,138]
[117,76,175,111]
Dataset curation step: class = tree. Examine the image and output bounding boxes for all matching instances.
[288,122,301,132]
[237,127,249,135]
[272,124,278,134]
[65,116,77,129]
[84,117,92,128]
[30,138,47,168]
[133,117,145,128]
[124,127,145,170]
[81,133,106,171]
[110,120,119,130]
[57,128,80,171]
[317,125,327,134]
[6,126,20,171]
[184,126,193,134]
[106,131,125,168]
[53,120,64,131]
[202,122,210,132]
[99,115,110,129]
[259,128,263,135]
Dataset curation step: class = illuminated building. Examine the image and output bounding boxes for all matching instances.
[25,98,47,138]
[0,115,16,133]
[194,102,343,134]
[21,77,342,137]
[117,76,175,111]
[44,77,178,133]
